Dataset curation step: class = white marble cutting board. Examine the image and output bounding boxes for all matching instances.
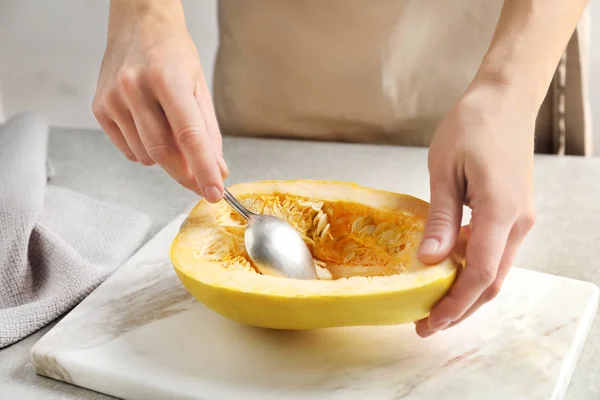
[31,213,599,400]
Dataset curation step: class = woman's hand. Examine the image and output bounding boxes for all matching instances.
[93,0,228,202]
[416,80,537,337]
[413,0,590,337]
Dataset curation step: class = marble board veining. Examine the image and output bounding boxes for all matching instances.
[31,213,599,400]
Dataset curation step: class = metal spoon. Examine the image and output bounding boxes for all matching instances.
[222,188,318,280]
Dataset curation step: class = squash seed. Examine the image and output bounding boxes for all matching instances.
[359,225,376,236]
[344,242,358,253]
[320,223,331,240]
[390,243,406,254]
[379,230,398,244]
[343,251,356,263]
[313,210,323,225]
[315,213,328,236]
[316,265,333,280]
[351,217,365,233]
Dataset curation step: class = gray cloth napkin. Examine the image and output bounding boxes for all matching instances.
[0,113,151,348]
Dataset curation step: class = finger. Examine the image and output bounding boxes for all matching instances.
[93,107,138,162]
[439,233,516,331]
[418,167,463,264]
[217,155,229,179]
[104,91,154,166]
[153,73,224,202]
[194,82,229,179]
[119,74,201,193]
[443,213,533,329]
[419,203,513,334]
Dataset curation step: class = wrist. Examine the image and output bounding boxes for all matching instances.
[464,60,542,122]
[108,0,186,41]
[470,45,554,114]
[110,0,183,15]
[455,72,539,138]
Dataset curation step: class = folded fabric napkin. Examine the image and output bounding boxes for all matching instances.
[0,113,151,348]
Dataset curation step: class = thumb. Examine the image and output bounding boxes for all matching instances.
[194,81,229,180]
[194,84,229,180]
[217,153,229,179]
[418,175,463,264]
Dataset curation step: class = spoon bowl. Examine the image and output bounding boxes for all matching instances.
[222,188,318,279]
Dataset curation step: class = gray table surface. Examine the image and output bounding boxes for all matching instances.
[1,126,599,399]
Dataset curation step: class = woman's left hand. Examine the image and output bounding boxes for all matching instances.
[415,80,537,337]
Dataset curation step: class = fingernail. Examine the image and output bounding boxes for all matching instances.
[203,186,223,203]
[421,330,436,338]
[420,237,440,254]
[434,319,451,330]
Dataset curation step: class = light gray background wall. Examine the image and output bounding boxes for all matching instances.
[1,0,599,154]
[0,1,219,129]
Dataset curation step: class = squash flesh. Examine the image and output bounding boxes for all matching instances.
[182,193,427,280]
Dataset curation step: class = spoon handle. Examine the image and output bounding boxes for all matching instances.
[223,188,254,220]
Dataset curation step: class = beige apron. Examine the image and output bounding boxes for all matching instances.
[213,0,592,156]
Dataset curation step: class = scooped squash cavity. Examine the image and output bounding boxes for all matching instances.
[170,180,465,329]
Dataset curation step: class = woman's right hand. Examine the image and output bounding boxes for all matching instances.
[92,0,228,202]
